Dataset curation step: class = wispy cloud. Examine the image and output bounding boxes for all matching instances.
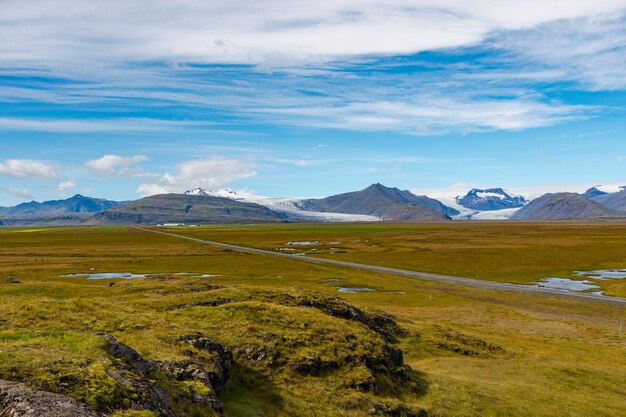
[0,159,58,179]
[0,187,33,199]
[0,1,624,138]
[0,117,218,133]
[490,11,626,91]
[250,96,594,134]
[2,1,624,67]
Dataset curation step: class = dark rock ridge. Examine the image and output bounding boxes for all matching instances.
[1,194,122,215]
[0,194,124,227]
[297,183,456,221]
[97,332,232,416]
[456,188,526,211]
[591,187,626,212]
[511,192,622,220]
[0,379,100,417]
[0,213,93,227]
[87,193,288,225]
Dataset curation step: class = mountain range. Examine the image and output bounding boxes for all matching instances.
[456,188,526,211]
[1,184,625,226]
[87,193,287,225]
[590,187,626,212]
[295,183,456,220]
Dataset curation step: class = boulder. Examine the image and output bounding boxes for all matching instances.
[0,379,100,417]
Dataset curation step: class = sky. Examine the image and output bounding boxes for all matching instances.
[1,0,626,205]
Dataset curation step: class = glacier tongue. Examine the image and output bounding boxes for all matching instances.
[182,188,380,222]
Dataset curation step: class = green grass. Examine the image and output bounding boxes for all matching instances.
[166,222,626,297]
[0,225,624,416]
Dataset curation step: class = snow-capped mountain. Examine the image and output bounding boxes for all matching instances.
[182,188,380,222]
[456,188,526,211]
[184,188,241,199]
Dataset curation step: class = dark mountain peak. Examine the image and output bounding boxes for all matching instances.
[364,183,399,194]
[581,186,608,198]
[88,193,287,225]
[511,192,621,220]
[457,187,526,211]
[590,186,626,212]
[2,194,123,215]
[296,183,458,220]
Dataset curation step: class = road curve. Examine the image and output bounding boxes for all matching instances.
[135,227,626,307]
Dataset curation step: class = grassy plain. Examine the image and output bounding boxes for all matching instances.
[167,222,626,297]
[0,225,625,417]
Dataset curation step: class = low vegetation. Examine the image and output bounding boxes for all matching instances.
[0,226,624,416]
[168,222,626,296]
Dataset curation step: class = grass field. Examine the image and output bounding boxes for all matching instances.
[0,225,625,416]
[165,222,626,297]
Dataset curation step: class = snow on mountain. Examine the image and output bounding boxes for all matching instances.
[470,207,522,220]
[475,191,506,199]
[183,188,380,222]
[184,188,242,199]
[433,197,519,220]
[409,185,526,220]
[456,188,526,211]
[184,188,209,196]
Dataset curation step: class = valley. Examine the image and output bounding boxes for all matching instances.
[0,225,624,416]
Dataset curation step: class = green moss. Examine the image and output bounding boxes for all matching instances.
[109,411,156,417]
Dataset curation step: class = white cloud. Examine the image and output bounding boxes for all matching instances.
[251,96,593,135]
[137,157,257,195]
[0,159,58,179]
[618,155,625,161]
[491,12,626,90]
[0,117,216,133]
[56,180,76,192]
[1,1,625,68]
[0,1,624,137]
[86,155,149,177]
[0,187,33,199]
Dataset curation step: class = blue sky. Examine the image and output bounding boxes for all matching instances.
[1,0,625,205]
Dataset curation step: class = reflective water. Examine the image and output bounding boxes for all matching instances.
[61,272,219,280]
[573,269,626,280]
[532,277,600,292]
[61,272,147,280]
[337,287,376,293]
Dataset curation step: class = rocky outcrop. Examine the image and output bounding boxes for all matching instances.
[0,379,100,417]
[177,334,233,395]
[259,291,406,341]
[97,333,175,417]
[97,333,233,416]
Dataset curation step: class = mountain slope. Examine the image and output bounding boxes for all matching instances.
[457,188,526,211]
[2,194,122,215]
[511,193,621,220]
[297,183,453,221]
[87,193,288,225]
[591,188,626,212]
